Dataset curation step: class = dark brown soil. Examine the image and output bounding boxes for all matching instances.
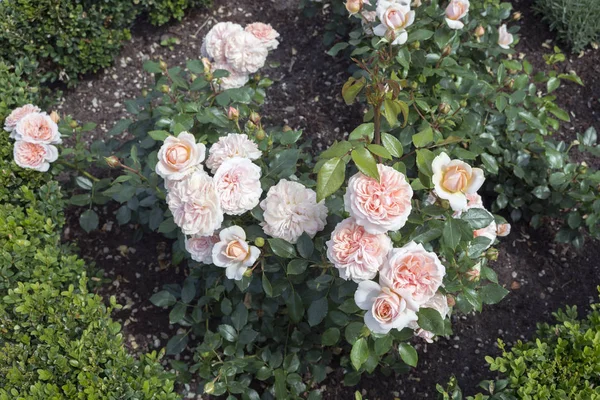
[60,0,600,398]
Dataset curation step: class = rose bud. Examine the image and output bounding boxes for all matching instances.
[69,120,78,129]
[442,45,452,57]
[254,237,265,247]
[512,12,522,21]
[345,0,365,15]
[243,268,253,278]
[201,57,212,72]
[282,125,292,132]
[105,156,121,169]
[249,111,261,125]
[255,129,266,141]
[486,248,499,261]
[227,106,239,120]
[159,60,168,71]
[446,295,456,307]
[160,85,170,93]
[204,382,215,394]
[49,111,60,124]
[438,103,451,114]
[475,25,485,37]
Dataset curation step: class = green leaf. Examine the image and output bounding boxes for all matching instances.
[79,210,99,233]
[169,303,186,324]
[328,42,349,56]
[416,149,435,177]
[351,147,380,181]
[381,132,403,157]
[296,233,314,259]
[268,238,297,258]
[408,29,434,42]
[181,278,196,304]
[166,333,188,355]
[342,77,366,105]
[443,218,462,250]
[307,297,328,327]
[267,149,300,179]
[374,335,393,356]
[480,284,509,305]
[413,126,433,148]
[186,60,205,74]
[218,324,238,342]
[547,77,560,93]
[287,259,309,275]
[286,292,305,323]
[76,176,94,190]
[462,208,494,230]
[350,337,369,371]
[317,157,345,201]
[398,343,418,367]
[322,328,340,346]
[367,144,392,160]
[108,119,132,136]
[383,98,402,127]
[262,273,273,297]
[417,308,446,336]
[150,290,176,307]
[348,123,374,141]
[480,153,499,175]
[232,302,249,331]
[143,60,162,73]
[274,369,288,399]
[582,127,597,146]
[518,111,545,132]
[148,130,170,141]
[532,185,551,200]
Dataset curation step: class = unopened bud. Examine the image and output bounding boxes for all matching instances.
[243,268,253,278]
[227,106,239,120]
[345,0,363,15]
[578,162,588,174]
[446,295,456,307]
[141,89,148,97]
[249,111,261,125]
[442,45,452,57]
[204,382,215,394]
[267,138,273,147]
[505,78,514,89]
[486,248,499,261]
[255,129,266,141]
[160,85,170,93]
[459,100,467,108]
[475,25,485,37]
[282,125,292,132]
[49,111,60,124]
[438,103,451,114]
[512,12,522,21]
[201,57,212,72]
[410,40,420,50]
[69,120,78,129]
[254,237,265,247]
[246,120,257,130]
[411,82,418,90]
[105,156,121,169]
[159,60,168,71]
[572,140,580,146]
[190,73,198,82]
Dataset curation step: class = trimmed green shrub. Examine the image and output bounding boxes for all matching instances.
[140,0,212,26]
[534,0,600,53]
[437,293,600,399]
[0,59,44,123]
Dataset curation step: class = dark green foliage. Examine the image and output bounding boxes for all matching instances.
[534,0,600,52]
[0,59,45,123]
[141,0,212,26]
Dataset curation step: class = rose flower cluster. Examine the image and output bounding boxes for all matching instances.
[201,21,280,90]
[4,104,61,172]
[347,0,514,49]
[326,154,509,341]
[157,132,328,281]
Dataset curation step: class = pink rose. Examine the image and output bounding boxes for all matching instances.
[224,31,269,75]
[211,63,250,91]
[245,23,280,50]
[380,241,446,305]
[432,152,485,211]
[156,132,206,181]
[206,133,261,174]
[373,5,415,45]
[212,226,261,280]
[498,24,514,49]
[203,22,244,63]
[344,164,413,234]
[4,104,41,133]
[355,280,418,334]
[214,157,263,215]
[445,0,469,30]
[14,112,61,145]
[13,141,58,172]
[185,234,219,264]
[166,171,224,236]
[326,218,392,282]
[260,180,328,244]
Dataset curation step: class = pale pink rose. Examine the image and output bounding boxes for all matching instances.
[13,141,58,172]
[206,133,261,174]
[224,31,269,75]
[373,4,415,45]
[376,0,410,19]
[214,157,263,215]
[409,292,451,343]
[453,193,497,249]
[498,24,514,49]
[245,23,280,50]
[466,262,481,282]
[260,180,328,244]
[496,223,511,237]
[4,104,41,133]
[14,112,61,145]
[185,234,219,264]
[212,226,261,280]
[380,241,446,305]
[156,132,206,181]
[211,63,250,91]
[166,171,224,236]
[445,0,469,30]
[355,280,418,334]
[432,152,485,211]
[344,164,413,234]
[203,22,244,63]
[326,218,393,282]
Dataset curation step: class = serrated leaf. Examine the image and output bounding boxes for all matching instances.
[417,308,446,336]
[351,147,380,181]
[462,208,494,229]
[398,343,418,367]
[350,337,369,371]
[150,290,176,307]
[286,291,304,323]
[148,130,170,141]
[367,144,392,160]
[480,284,509,305]
[381,132,403,157]
[307,297,328,327]
[79,210,99,233]
[317,157,345,201]
[166,333,189,355]
[268,238,296,258]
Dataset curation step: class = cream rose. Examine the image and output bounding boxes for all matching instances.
[156,132,206,181]
[185,234,219,264]
[445,0,469,30]
[13,112,61,145]
[203,22,244,63]
[326,218,393,282]
[224,31,269,75]
[245,23,280,50]
[355,280,418,334]
[408,292,451,343]
[13,141,58,172]
[211,63,250,91]
[206,133,262,174]
[344,164,413,234]
[213,157,263,215]
[496,223,511,237]
[260,180,328,244]
[4,104,41,133]
[373,4,415,45]
[432,152,485,211]
[498,24,514,49]
[380,241,446,305]
[166,171,224,236]
[212,226,261,280]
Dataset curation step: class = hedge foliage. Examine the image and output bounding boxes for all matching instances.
[0,59,44,124]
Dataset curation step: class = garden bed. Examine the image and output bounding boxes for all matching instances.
[58,0,599,398]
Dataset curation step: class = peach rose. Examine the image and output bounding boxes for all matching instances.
[432,152,485,211]
[496,223,511,237]
[344,164,413,234]
[224,31,269,75]
[380,241,446,305]
[373,4,415,45]
[260,180,328,244]
[498,24,514,49]
[13,141,58,172]
[14,112,61,145]
[213,157,263,215]
[408,292,451,343]
[185,234,219,264]
[355,280,418,334]
[156,132,206,181]
[203,22,244,63]
[4,104,41,133]
[454,193,497,249]
[212,226,261,280]
[466,262,481,282]
[166,171,224,236]
[326,218,393,282]
[445,0,469,30]
[245,23,280,50]
[206,133,262,174]
[346,0,370,15]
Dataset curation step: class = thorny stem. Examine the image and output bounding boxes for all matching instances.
[58,160,100,182]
